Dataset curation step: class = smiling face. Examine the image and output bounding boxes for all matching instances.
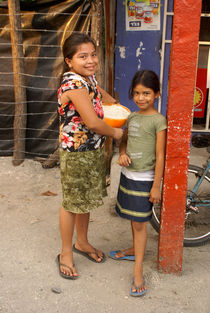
[133,83,160,114]
[65,42,98,78]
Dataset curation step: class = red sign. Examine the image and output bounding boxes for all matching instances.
[193,68,207,118]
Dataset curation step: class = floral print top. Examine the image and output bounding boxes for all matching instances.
[57,72,106,152]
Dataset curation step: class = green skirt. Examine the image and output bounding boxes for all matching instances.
[59,148,107,214]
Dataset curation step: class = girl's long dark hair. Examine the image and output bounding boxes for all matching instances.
[128,70,160,99]
[59,32,96,84]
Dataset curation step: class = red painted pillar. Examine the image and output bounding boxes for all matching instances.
[158,0,202,273]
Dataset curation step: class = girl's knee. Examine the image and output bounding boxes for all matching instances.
[132,221,147,232]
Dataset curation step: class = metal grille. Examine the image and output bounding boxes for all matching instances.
[159,0,210,133]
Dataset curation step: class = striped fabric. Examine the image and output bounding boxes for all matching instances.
[116,172,153,222]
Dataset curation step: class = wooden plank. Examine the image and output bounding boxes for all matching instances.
[103,0,117,173]
[91,0,104,88]
[8,0,27,165]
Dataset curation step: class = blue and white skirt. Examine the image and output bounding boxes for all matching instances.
[115,168,154,223]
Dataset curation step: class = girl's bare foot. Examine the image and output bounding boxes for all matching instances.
[74,242,105,263]
[114,247,134,259]
[131,276,146,294]
[59,252,78,278]
[131,266,146,295]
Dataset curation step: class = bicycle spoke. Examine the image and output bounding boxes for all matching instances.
[151,165,210,247]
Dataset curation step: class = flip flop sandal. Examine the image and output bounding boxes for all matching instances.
[130,278,147,297]
[108,250,135,261]
[72,244,106,263]
[56,254,78,280]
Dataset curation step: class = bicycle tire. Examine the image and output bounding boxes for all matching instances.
[151,165,210,247]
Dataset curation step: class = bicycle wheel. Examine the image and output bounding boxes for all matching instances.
[151,165,210,247]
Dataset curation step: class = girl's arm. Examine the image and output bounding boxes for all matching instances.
[60,88,123,140]
[118,128,131,167]
[149,129,166,204]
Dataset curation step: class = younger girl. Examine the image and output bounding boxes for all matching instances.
[109,70,167,296]
[57,32,123,279]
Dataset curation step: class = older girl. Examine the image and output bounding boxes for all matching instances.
[57,32,123,279]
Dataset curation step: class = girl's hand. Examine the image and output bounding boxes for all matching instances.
[118,153,131,167]
[113,128,123,141]
[149,186,161,204]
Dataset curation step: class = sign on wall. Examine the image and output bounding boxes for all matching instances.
[126,0,160,31]
[207,48,210,88]
[194,68,207,118]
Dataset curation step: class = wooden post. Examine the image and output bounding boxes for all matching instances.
[91,0,104,88]
[158,0,202,273]
[104,0,116,96]
[91,0,114,173]
[103,0,117,173]
[8,0,27,165]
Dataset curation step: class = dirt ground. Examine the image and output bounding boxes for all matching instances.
[0,148,209,313]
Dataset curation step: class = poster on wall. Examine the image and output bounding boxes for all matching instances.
[193,68,207,118]
[207,48,210,88]
[126,0,160,31]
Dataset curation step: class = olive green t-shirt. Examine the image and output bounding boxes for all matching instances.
[125,112,167,172]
